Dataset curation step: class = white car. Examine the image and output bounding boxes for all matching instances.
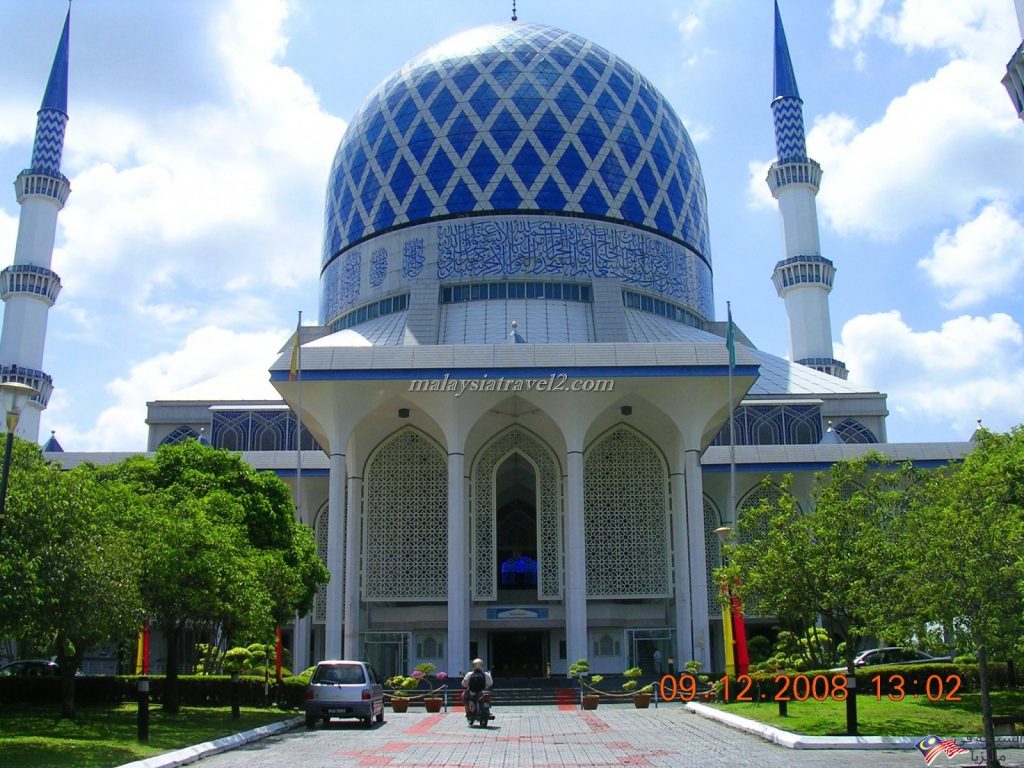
[304,660,385,728]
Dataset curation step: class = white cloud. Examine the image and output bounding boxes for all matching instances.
[48,325,286,452]
[918,203,1024,308]
[807,59,1024,239]
[53,0,345,314]
[830,0,887,48]
[746,158,775,210]
[838,311,1024,437]
[830,0,1016,64]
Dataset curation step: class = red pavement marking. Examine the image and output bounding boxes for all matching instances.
[618,758,651,766]
[580,711,611,732]
[356,757,394,767]
[555,688,578,711]
[380,742,410,751]
[405,712,446,734]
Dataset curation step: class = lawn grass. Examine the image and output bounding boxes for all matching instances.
[710,691,1024,736]
[0,703,296,768]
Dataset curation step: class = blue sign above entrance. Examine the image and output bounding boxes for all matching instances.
[486,607,549,620]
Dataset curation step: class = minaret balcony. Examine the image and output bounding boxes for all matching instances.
[15,170,71,207]
[0,264,62,305]
[1003,41,1024,121]
[767,159,822,195]
[772,254,836,296]
[0,364,53,406]
[795,357,849,381]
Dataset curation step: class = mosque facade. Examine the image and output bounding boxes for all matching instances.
[9,6,970,678]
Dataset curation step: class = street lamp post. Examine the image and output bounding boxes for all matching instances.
[0,381,38,534]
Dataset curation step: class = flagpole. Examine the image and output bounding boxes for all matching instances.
[295,310,303,519]
[727,301,736,528]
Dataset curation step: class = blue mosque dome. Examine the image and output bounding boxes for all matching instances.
[319,22,715,335]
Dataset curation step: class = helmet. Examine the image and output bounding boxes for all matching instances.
[472,658,484,671]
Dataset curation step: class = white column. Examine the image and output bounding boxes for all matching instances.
[343,473,362,659]
[684,449,710,668]
[564,448,587,666]
[670,468,693,665]
[446,449,468,676]
[325,452,345,659]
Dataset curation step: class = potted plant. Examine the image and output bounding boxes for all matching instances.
[386,675,417,712]
[569,659,603,710]
[413,663,447,712]
[685,660,714,702]
[622,666,653,708]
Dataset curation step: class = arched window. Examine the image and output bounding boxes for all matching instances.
[160,426,200,446]
[363,429,447,601]
[584,426,669,598]
[833,419,878,444]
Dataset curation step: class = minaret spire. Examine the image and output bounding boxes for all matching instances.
[1002,0,1024,120]
[0,9,71,440]
[766,2,847,380]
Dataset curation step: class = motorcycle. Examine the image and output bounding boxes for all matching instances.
[464,690,493,727]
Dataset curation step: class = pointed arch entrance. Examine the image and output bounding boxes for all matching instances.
[471,426,562,602]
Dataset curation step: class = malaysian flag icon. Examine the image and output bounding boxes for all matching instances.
[917,735,969,765]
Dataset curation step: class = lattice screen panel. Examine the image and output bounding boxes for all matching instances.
[363,430,448,601]
[311,495,344,626]
[583,428,670,597]
[472,428,562,600]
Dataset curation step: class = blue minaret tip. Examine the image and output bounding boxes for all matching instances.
[41,8,70,114]
[773,0,800,101]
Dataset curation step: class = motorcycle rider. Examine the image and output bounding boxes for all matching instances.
[461,658,493,723]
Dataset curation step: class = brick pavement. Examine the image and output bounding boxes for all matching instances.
[191,706,1009,767]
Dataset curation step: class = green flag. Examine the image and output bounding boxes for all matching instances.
[726,302,736,368]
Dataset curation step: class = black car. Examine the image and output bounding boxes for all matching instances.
[831,647,952,671]
[0,660,60,677]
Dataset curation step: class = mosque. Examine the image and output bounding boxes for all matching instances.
[1,4,972,678]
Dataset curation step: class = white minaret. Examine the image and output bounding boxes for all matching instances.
[1002,0,1024,120]
[0,10,70,441]
[766,1,847,380]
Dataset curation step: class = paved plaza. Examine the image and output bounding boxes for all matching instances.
[192,706,1004,768]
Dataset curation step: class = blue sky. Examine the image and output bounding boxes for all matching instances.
[1,0,1022,450]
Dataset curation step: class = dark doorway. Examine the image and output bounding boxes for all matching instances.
[489,631,546,678]
[495,453,537,590]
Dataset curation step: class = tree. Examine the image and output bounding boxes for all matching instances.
[898,427,1024,768]
[729,453,925,735]
[0,440,142,717]
[105,441,327,713]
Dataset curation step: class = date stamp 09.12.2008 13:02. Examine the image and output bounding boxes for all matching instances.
[657,672,964,703]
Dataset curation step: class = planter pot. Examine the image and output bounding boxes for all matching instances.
[582,694,600,710]
[391,697,410,712]
[633,693,651,709]
[424,697,443,713]
[698,690,715,703]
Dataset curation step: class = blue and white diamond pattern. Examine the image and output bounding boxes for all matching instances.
[323,22,710,268]
[771,97,807,163]
[30,109,67,176]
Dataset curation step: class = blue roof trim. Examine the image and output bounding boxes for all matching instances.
[703,458,955,473]
[41,9,70,114]
[271,364,760,382]
[773,1,800,101]
[272,469,330,478]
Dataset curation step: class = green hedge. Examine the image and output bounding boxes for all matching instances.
[0,674,308,708]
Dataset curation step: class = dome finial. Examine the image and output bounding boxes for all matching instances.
[511,0,517,22]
